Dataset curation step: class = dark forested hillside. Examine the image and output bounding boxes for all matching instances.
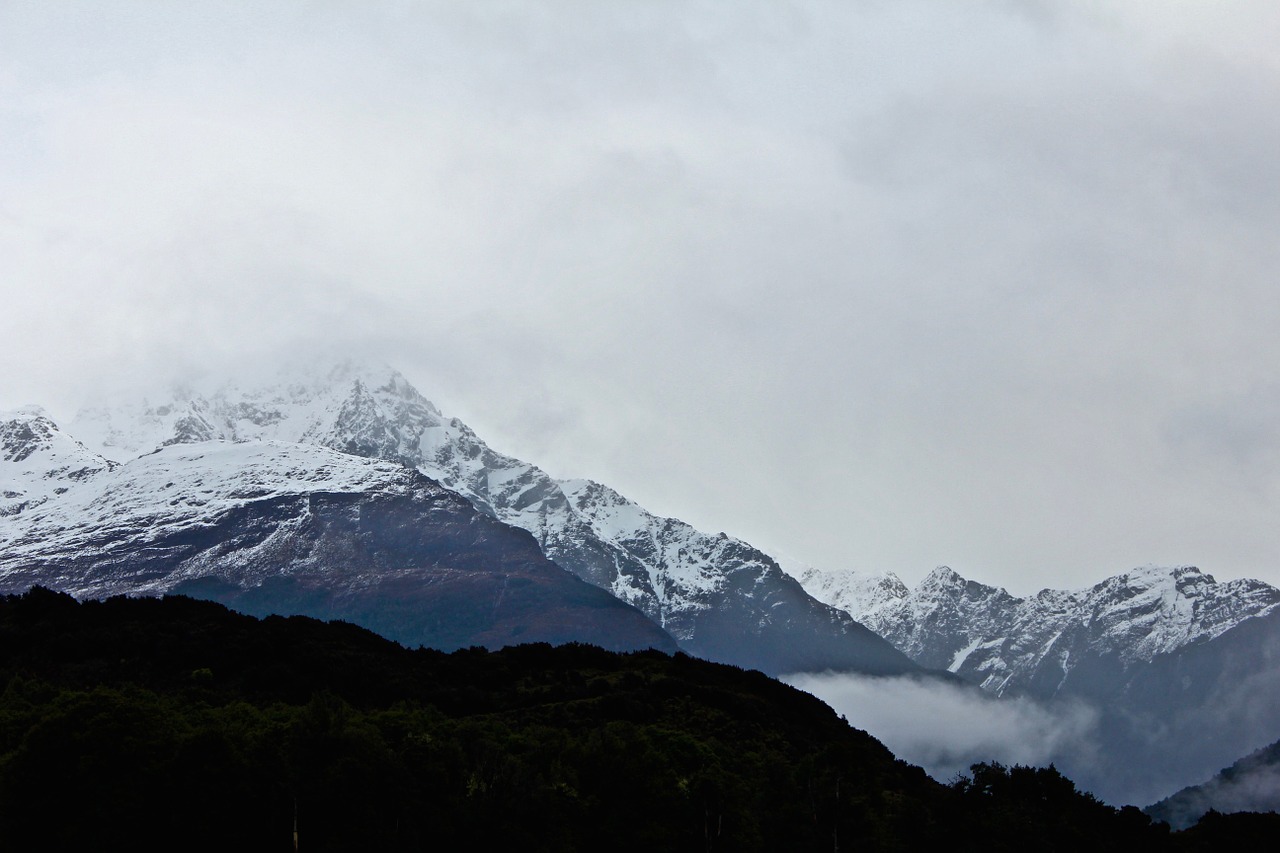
[0,589,1269,851]
[1146,737,1280,829]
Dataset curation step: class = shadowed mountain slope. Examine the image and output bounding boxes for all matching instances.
[1,411,674,654]
[65,361,917,676]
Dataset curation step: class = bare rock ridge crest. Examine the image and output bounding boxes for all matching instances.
[799,563,1280,698]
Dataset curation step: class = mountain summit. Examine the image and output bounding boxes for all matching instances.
[1,407,116,517]
[0,403,675,653]
[800,563,1280,696]
[21,361,916,676]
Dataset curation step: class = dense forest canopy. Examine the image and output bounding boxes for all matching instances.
[0,588,1274,851]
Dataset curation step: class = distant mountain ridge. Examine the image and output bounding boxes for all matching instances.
[800,564,1280,697]
[800,562,1280,805]
[7,361,916,676]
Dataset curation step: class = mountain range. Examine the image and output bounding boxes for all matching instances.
[801,563,1280,805]
[2,361,914,676]
[8,359,1280,809]
[800,563,1280,697]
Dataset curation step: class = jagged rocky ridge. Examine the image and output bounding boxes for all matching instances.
[0,408,675,653]
[800,564,1280,697]
[7,363,915,675]
[801,563,1280,805]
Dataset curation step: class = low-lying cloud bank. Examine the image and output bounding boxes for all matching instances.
[785,672,1099,786]
[1149,753,1280,829]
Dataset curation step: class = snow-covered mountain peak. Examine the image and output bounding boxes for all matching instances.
[0,431,679,656]
[1092,563,1202,596]
[23,438,405,522]
[45,360,915,676]
[1,409,115,517]
[561,478,635,514]
[2,407,56,461]
[1081,564,1280,663]
[795,565,908,619]
[921,565,963,586]
[70,361,445,464]
[917,565,999,596]
[801,562,1280,697]
[909,567,1017,622]
[798,560,911,601]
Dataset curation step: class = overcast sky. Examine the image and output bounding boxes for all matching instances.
[3,1,1279,595]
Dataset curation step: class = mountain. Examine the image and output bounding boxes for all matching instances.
[800,564,1280,698]
[801,563,1280,805]
[0,406,116,517]
[0,408,675,653]
[1147,738,1280,830]
[64,360,917,676]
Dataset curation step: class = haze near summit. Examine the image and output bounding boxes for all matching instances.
[3,1,1279,594]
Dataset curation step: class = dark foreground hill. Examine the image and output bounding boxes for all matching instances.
[0,589,1272,852]
[1147,737,1280,829]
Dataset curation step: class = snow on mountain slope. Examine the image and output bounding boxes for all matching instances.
[801,563,1280,697]
[70,363,438,463]
[795,565,910,634]
[0,414,676,653]
[803,561,1280,803]
[67,361,918,676]
[1,439,421,595]
[1,407,116,518]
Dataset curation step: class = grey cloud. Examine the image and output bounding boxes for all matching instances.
[1163,388,1280,474]
[4,2,1280,592]
[786,672,1100,784]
